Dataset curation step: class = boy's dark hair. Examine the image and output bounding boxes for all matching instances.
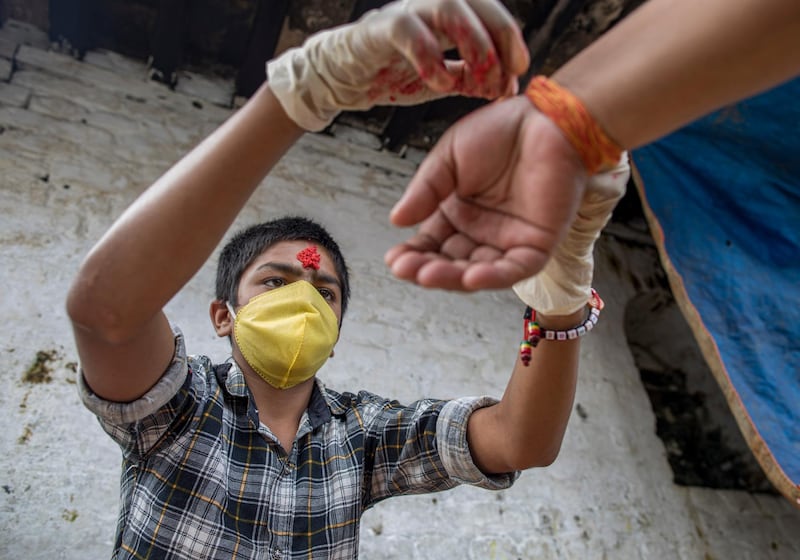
[215,216,351,317]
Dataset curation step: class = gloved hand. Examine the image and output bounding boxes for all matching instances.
[266,0,529,131]
[512,153,630,315]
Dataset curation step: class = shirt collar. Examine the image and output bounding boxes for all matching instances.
[215,360,349,429]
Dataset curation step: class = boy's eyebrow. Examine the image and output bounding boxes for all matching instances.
[256,261,342,291]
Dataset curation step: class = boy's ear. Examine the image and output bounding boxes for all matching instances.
[210,300,233,337]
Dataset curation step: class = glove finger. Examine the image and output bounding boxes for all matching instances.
[384,12,455,92]
[423,2,502,88]
[464,0,530,76]
[442,60,519,99]
[377,2,523,97]
[393,0,511,92]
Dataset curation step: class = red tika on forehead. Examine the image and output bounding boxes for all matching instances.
[296,245,321,270]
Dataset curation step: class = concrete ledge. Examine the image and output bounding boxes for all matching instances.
[0,82,30,107]
[0,19,49,50]
[14,45,231,123]
[0,58,12,82]
[174,70,235,109]
[0,36,18,60]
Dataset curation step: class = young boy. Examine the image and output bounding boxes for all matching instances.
[66,1,628,558]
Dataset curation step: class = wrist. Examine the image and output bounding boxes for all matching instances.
[523,76,623,174]
[512,255,594,318]
[551,57,627,152]
[266,51,334,132]
[535,308,586,331]
[518,289,604,366]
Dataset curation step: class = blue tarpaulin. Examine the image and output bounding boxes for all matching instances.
[631,77,800,505]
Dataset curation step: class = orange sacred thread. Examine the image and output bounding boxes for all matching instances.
[525,76,622,174]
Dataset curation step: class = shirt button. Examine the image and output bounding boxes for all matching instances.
[272,548,282,559]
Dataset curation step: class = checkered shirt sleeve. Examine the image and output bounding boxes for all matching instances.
[78,328,200,457]
[356,392,518,508]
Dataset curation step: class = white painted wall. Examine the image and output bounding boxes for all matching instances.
[1,21,798,560]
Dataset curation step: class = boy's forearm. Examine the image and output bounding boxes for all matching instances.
[67,84,303,341]
[468,309,583,474]
[554,0,800,149]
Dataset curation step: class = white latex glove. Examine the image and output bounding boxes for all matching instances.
[513,153,630,315]
[266,0,529,131]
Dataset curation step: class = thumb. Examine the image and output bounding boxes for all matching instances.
[390,140,457,227]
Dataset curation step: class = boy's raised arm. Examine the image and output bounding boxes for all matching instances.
[67,87,304,403]
[66,0,530,403]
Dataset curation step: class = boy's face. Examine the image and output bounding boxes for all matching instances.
[234,240,343,323]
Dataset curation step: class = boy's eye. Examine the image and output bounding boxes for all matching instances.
[263,277,286,288]
[317,288,335,302]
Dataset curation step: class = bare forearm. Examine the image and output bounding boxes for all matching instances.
[468,310,583,473]
[554,0,800,149]
[67,84,303,341]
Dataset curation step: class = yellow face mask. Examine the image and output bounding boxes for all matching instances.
[228,280,339,389]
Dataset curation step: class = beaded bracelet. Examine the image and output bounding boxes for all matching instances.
[519,289,604,366]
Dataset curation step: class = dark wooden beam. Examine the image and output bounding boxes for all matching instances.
[522,0,587,80]
[619,0,649,19]
[235,0,290,98]
[149,0,187,88]
[522,0,562,35]
[381,104,430,152]
[48,0,96,58]
[348,0,393,21]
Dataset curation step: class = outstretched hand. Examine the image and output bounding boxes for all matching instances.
[385,95,589,291]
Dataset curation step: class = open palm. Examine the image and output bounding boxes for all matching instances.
[386,95,588,291]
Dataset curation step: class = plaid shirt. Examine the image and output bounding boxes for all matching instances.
[80,329,517,559]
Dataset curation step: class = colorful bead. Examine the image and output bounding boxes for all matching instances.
[520,341,533,366]
[519,290,604,366]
